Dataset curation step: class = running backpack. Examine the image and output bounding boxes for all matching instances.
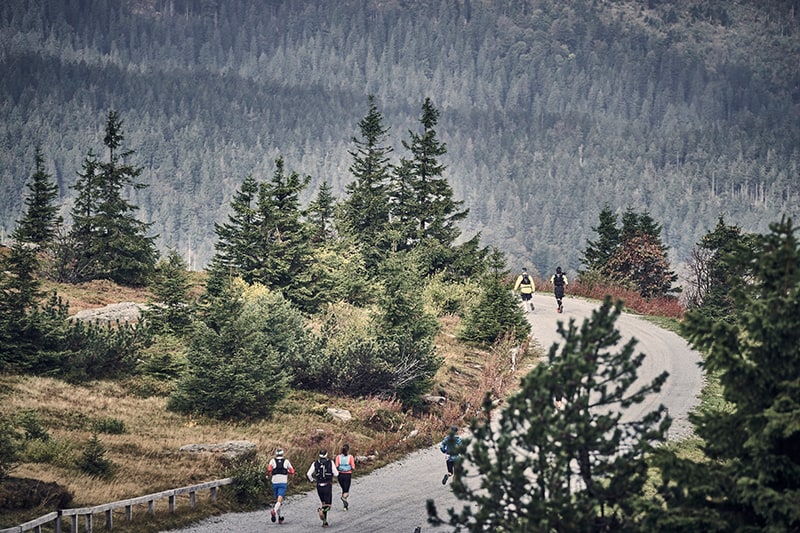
[337,454,353,473]
[315,458,333,482]
[554,273,565,287]
[273,458,288,476]
[521,273,531,285]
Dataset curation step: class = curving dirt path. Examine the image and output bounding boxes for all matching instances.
[166,293,703,533]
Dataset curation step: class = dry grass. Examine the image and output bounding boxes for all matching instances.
[0,306,536,530]
[38,279,153,315]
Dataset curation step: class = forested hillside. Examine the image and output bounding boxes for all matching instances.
[1,0,798,276]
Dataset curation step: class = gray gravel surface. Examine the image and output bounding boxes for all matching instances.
[166,294,703,533]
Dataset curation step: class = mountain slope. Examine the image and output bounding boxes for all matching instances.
[1,0,797,276]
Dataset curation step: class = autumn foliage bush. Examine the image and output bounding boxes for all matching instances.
[559,279,684,319]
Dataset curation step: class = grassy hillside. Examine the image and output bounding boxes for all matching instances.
[0,281,533,531]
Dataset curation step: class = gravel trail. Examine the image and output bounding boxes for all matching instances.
[166,294,703,533]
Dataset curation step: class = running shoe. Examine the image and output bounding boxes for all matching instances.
[442,473,449,485]
[278,516,284,524]
[271,509,276,522]
[341,496,349,510]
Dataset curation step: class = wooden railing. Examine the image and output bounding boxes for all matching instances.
[0,477,233,533]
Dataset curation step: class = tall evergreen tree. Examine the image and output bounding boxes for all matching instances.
[253,157,316,312]
[651,217,800,531]
[339,95,393,270]
[392,98,468,253]
[69,111,158,286]
[15,146,62,246]
[68,149,102,281]
[430,297,669,532]
[205,174,262,295]
[307,180,337,243]
[580,204,620,274]
[685,215,753,319]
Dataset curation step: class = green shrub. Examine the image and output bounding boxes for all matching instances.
[0,418,21,479]
[21,438,75,468]
[92,417,125,434]
[15,409,49,442]
[225,450,269,505]
[75,433,114,479]
[422,275,481,316]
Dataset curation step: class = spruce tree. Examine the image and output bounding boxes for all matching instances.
[253,157,316,312]
[0,239,43,370]
[339,95,393,271]
[168,280,292,420]
[205,174,262,295]
[580,204,620,274]
[307,180,337,243]
[685,215,753,318]
[67,149,102,281]
[391,98,468,262]
[143,249,194,337]
[15,146,62,246]
[651,217,800,531]
[430,297,669,532]
[69,111,157,286]
[374,253,442,404]
[458,247,530,345]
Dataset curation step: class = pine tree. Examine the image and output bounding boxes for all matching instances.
[685,215,754,318]
[168,280,291,420]
[0,239,43,370]
[69,111,158,286]
[339,95,393,270]
[143,249,194,337]
[205,174,262,295]
[580,204,620,274]
[374,253,442,404]
[391,98,468,258]
[307,180,337,243]
[15,146,62,246]
[253,157,315,311]
[68,149,102,281]
[458,247,530,345]
[651,217,800,531]
[430,297,669,532]
[582,206,677,298]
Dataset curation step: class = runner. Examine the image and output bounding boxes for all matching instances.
[513,267,536,312]
[334,444,356,510]
[266,448,295,524]
[307,449,338,527]
[439,426,463,485]
[550,266,568,313]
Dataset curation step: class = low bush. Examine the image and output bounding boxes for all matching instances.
[15,410,49,442]
[20,438,75,468]
[225,450,269,505]
[92,417,125,434]
[75,433,114,479]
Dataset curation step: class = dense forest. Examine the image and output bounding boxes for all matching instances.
[1,0,798,277]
